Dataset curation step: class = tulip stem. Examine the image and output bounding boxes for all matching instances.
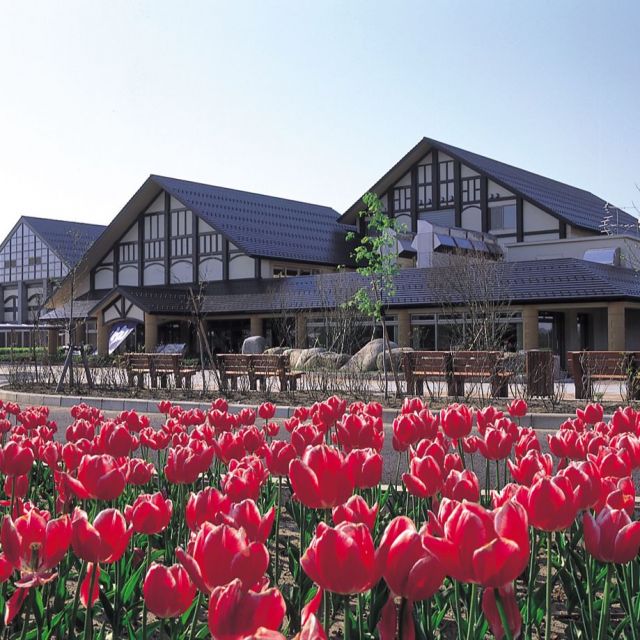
[142,543,153,640]
[494,589,514,640]
[466,583,477,640]
[84,562,99,640]
[19,590,32,640]
[545,532,552,640]
[274,476,282,586]
[357,593,365,639]
[457,440,466,469]
[69,560,87,639]
[344,596,352,639]
[597,563,613,640]
[188,591,203,640]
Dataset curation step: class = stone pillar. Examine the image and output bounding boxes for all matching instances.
[96,313,109,357]
[249,315,263,337]
[522,306,539,351]
[47,328,58,356]
[608,302,626,351]
[397,309,411,348]
[564,310,580,353]
[295,314,307,348]
[145,314,159,353]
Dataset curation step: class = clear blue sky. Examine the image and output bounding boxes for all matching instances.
[0,0,638,241]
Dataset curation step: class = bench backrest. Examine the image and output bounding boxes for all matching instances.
[125,353,149,369]
[569,351,635,376]
[148,353,182,371]
[403,351,450,373]
[217,354,252,371]
[251,354,289,374]
[450,350,502,374]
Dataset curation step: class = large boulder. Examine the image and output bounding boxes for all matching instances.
[264,346,287,355]
[241,336,266,354]
[342,338,398,372]
[304,352,351,371]
[376,347,414,373]
[287,347,327,370]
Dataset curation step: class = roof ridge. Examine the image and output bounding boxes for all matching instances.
[21,215,106,229]
[150,174,339,215]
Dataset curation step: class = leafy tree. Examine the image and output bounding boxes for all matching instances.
[346,192,405,397]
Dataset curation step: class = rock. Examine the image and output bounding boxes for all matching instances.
[304,352,351,371]
[342,338,398,372]
[241,336,266,354]
[287,347,327,370]
[376,347,414,372]
[264,346,287,355]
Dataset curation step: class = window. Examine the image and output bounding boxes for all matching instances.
[119,242,138,264]
[393,186,411,213]
[439,160,455,205]
[490,204,517,230]
[273,265,320,278]
[3,296,17,323]
[28,256,42,266]
[461,177,481,203]
[170,210,193,257]
[417,163,433,209]
[199,233,221,256]
[144,213,165,261]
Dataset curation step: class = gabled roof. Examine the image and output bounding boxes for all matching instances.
[341,137,638,234]
[151,175,356,266]
[22,216,105,267]
[79,258,640,319]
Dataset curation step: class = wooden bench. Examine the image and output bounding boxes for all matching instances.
[125,353,150,389]
[569,351,640,399]
[148,354,197,390]
[217,354,302,391]
[124,353,197,389]
[251,354,303,391]
[449,351,509,398]
[403,351,452,396]
[217,354,253,391]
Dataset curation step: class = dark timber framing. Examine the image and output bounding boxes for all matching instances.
[453,160,462,228]
[516,197,524,243]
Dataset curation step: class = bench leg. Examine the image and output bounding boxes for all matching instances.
[447,377,463,397]
[492,377,508,398]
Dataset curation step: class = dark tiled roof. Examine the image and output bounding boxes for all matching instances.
[151,175,356,266]
[107,258,640,316]
[430,138,637,234]
[23,217,105,267]
[342,137,638,234]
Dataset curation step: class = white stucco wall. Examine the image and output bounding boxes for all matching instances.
[229,255,255,279]
[146,193,164,213]
[143,263,165,286]
[170,261,193,284]
[522,202,558,233]
[461,205,482,231]
[120,223,138,243]
[460,164,480,178]
[199,257,223,281]
[487,180,513,199]
[118,265,138,286]
[94,267,113,290]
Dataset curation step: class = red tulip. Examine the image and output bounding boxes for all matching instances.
[1,511,71,587]
[4,474,29,500]
[97,421,135,457]
[481,584,522,640]
[225,500,275,544]
[422,499,529,588]
[442,469,480,502]
[378,516,445,601]
[215,432,246,464]
[1,441,34,476]
[476,427,514,461]
[71,454,126,501]
[526,476,578,531]
[559,461,601,511]
[165,445,214,484]
[475,406,504,434]
[221,455,268,503]
[125,492,173,535]
[207,578,286,640]
[241,426,266,454]
[507,399,528,418]
[335,413,384,452]
[583,506,640,563]
[258,402,276,420]
[402,454,443,499]
[345,448,383,489]
[185,487,230,531]
[177,522,269,593]
[291,424,324,456]
[143,563,196,618]
[80,563,100,607]
[263,441,297,477]
[71,508,132,564]
[289,445,355,509]
[301,521,381,595]
[238,408,256,426]
[507,450,553,486]
[576,403,604,425]
[332,495,378,531]
[392,414,418,452]
[126,458,156,485]
[440,404,473,439]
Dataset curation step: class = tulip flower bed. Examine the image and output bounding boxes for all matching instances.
[0,396,639,639]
